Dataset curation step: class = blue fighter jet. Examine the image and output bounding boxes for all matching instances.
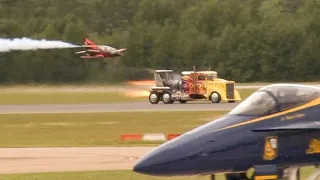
[133,84,320,180]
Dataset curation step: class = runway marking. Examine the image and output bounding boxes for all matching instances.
[0,102,238,114]
[0,109,229,115]
[0,147,155,174]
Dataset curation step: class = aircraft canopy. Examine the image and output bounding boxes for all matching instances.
[102,46,118,54]
[228,84,320,116]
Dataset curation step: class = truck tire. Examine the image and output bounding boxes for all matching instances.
[210,92,221,103]
[149,92,160,104]
[162,92,173,104]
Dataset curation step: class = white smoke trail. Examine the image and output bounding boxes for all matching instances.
[0,37,80,52]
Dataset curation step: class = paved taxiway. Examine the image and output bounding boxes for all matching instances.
[0,101,239,114]
[1,84,319,174]
[0,102,237,173]
[0,147,155,174]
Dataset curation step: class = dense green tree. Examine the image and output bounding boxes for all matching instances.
[0,0,319,84]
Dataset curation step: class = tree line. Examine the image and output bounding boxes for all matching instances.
[0,0,319,84]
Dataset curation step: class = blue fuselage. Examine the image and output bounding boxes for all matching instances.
[133,105,320,176]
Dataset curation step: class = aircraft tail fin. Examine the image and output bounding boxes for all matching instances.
[84,38,96,46]
[83,38,99,51]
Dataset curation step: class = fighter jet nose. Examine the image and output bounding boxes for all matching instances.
[132,160,148,174]
[132,150,162,175]
[132,134,203,176]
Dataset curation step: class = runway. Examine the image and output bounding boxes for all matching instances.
[0,84,319,175]
[0,102,238,174]
[0,101,239,114]
[0,147,154,174]
[0,100,238,174]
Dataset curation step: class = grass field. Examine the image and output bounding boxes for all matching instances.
[0,81,318,105]
[0,170,219,180]
[0,111,227,147]
[0,91,147,105]
[0,167,317,180]
[0,86,257,105]
[236,81,320,86]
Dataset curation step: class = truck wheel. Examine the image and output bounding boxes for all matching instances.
[149,92,160,104]
[162,92,173,104]
[179,100,187,104]
[210,92,221,103]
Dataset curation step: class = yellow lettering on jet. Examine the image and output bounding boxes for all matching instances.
[263,137,278,160]
[280,113,305,121]
[306,139,320,154]
[254,175,278,180]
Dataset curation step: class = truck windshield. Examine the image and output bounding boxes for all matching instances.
[207,75,213,80]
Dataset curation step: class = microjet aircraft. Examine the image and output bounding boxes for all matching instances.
[75,38,127,59]
[133,84,320,180]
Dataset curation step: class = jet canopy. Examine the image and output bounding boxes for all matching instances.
[228,84,320,116]
[101,46,118,53]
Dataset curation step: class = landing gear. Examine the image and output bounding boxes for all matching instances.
[210,174,215,180]
[225,173,249,180]
[211,173,249,180]
[306,166,320,180]
[282,167,301,180]
[252,165,278,180]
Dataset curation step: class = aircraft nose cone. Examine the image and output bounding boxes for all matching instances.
[132,148,167,175]
[132,134,207,176]
[132,160,148,174]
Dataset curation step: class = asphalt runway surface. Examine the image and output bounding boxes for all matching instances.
[0,101,238,174]
[0,101,239,114]
[0,84,319,175]
[0,147,155,174]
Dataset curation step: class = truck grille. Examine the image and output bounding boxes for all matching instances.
[226,83,234,99]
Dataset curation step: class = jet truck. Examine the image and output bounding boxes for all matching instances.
[148,66,242,104]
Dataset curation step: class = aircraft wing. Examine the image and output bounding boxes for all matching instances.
[251,121,320,132]
[75,49,100,54]
[82,45,105,47]
[87,49,101,53]
[80,54,104,59]
[75,50,87,54]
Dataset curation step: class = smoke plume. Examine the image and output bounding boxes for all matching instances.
[172,73,181,80]
[0,37,80,52]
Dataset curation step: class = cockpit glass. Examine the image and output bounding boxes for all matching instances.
[228,91,276,116]
[229,84,320,116]
[103,46,117,53]
[270,85,320,111]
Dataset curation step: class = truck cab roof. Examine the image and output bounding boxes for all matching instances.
[181,71,217,75]
[155,70,173,73]
[181,71,193,75]
[196,71,217,74]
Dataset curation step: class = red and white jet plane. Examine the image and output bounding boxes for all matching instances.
[75,38,127,59]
